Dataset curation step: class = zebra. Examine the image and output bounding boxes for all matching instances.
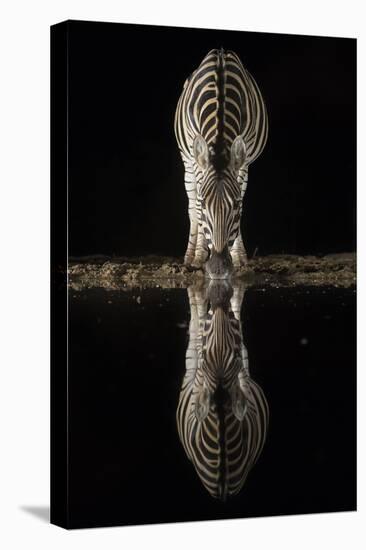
[176,280,269,500]
[174,48,268,279]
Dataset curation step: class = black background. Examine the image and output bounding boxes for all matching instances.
[68,21,356,257]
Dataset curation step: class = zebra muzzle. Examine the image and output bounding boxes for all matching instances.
[205,246,233,280]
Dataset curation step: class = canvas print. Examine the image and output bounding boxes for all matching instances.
[51,20,356,529]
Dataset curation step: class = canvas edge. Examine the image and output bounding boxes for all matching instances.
[50,20,70,530]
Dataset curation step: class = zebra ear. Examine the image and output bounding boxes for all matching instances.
[231,384,248,421]
[193,134,209,170]
[231,136,247,170]
[195,385,211,422]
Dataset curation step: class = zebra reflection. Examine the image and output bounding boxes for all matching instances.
[177,281,269,500]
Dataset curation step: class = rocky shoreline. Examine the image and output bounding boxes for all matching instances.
[67,253,356,291]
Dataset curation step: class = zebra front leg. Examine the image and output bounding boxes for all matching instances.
[192,223,209,269]
[231,167,248,268]
[231,282,249,380]
[183,161,199,267]
[231,231,248,268]
[184,208,198,266]
[185,285,201,380]
[230,281,246,321]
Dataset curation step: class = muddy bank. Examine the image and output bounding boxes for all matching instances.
[67,253,356,290]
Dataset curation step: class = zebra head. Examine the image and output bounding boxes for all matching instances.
[193,134,247,279]
[195,354,250,428]
[195,282,248,422]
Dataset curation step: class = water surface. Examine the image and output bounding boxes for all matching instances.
[68,284,356,528]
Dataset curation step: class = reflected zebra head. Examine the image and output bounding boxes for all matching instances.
[193,135,247,279]
[196,281,247,421]
[177,281,269,500]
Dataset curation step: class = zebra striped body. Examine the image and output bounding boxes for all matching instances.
[174,49,268,278]
[176,281,269,499]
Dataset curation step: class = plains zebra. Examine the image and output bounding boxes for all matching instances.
[176,281,269,500]
[174,48,268,279]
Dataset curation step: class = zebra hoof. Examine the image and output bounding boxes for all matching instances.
[191,261,204,271]
[232,257,248,270]
[184,262,203,272]
[233,262,247,270]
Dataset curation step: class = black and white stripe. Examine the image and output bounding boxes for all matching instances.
[176,282,269,500]
[174,49,268,274]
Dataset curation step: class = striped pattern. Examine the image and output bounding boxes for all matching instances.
[177,283,269,500]
[174,49,268,268]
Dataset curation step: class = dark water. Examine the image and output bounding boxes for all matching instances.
[68,284,356,528]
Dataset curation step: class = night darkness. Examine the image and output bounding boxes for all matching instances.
[67,20,356,258]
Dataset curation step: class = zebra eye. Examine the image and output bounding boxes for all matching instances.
[231,136,246,170]
[193,134,209,171]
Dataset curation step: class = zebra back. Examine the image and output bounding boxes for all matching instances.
[174,49,268,166]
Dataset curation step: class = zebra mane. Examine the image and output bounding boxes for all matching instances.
[212,48,230,169]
